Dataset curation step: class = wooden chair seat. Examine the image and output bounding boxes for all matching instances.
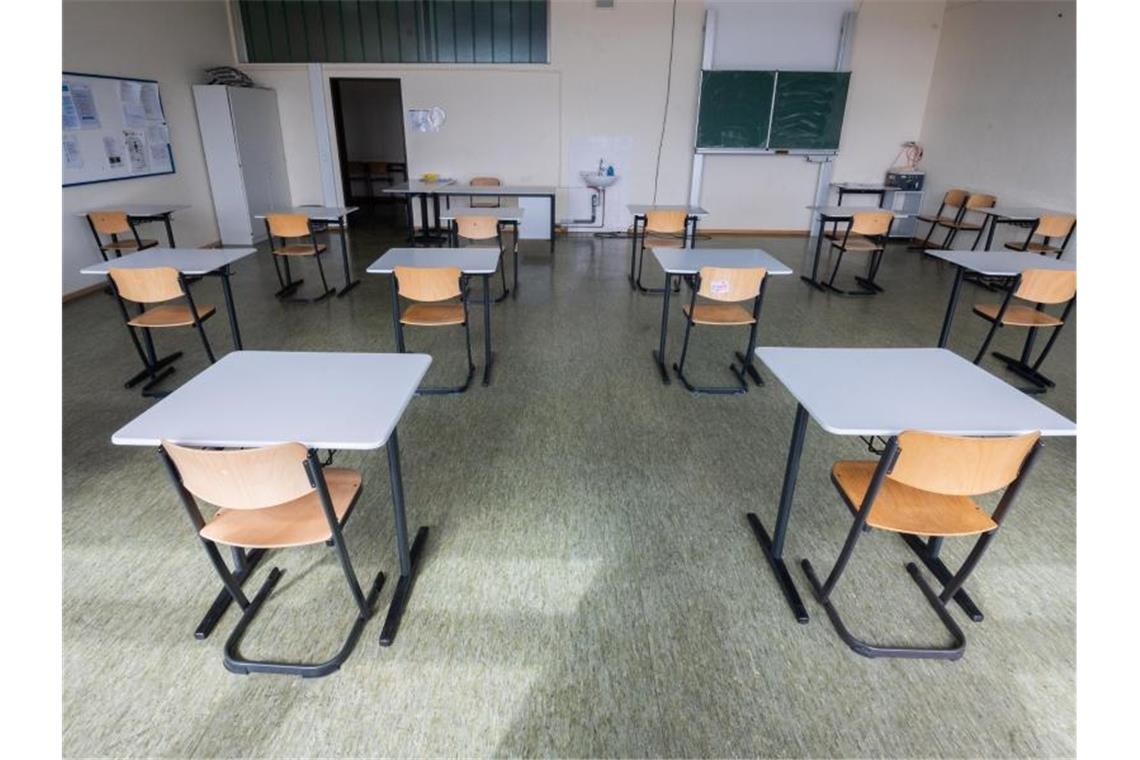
[126,303,216,328]
[102,238,158,251]
[943,220,983,231]
[972,303,1064,327]
[683,302,755,326]
[643,235,684,249]
[400,303,465,326]
[831,461,997,537]
[917,214,958,225]
[829,236,883,252]
[1004,241,1061,254]
[273,243,328,256]
[199,468,362,549]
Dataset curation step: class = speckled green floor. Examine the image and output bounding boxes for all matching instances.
[63,212,1075,758]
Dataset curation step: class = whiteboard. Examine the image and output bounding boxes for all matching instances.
[62,72,175,187]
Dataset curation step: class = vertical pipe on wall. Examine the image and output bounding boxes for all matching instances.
[308,63,340,207]
[688,9,717,208]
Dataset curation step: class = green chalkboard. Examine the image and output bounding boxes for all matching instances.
[696,71,776,149]
[768,72,851,151]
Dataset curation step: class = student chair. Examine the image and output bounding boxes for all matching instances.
[971,269,1076,393]
[801,430,1042,660]
[1003,214,1076,259]
[469,176,502,208]
[159,441,385,678]
[910,189,968,251]
[264,213,336,303]
[939,192,996,249]
[631,210,689,292]
[107,266,216,398]
[825,210,894,295]
[673,266,769,394]
[87,211,158,261]
[393,266,475,394]
[454,214,510,301]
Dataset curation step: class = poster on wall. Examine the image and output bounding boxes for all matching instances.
[63,72,175,187]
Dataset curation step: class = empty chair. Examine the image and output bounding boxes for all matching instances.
[454,214,510,301]
[939,192,997,249]
[1004,214,1076,259]
[159,441,385,677]
[910,189,968,251]
[971,269,1076,393]
[86,211,158,261]
[631,210,689,292]
[393,266,475,394]
[673,266,770,394]
[107,266,215,398]
[264,213,336,303]
[469,176,502,208]
[801,430,1042,660]
[825,210,893,295]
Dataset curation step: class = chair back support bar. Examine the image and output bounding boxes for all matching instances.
[394,266,463,302]
[850,210,893,237]
[108,266,185,304]
[887,431,1041,497]
[696,266,767,302]
[1015,269,1077,304]
[161,441,314,510]
[455,215,499,241]
[265,213,313,239]
[645,210,688,234]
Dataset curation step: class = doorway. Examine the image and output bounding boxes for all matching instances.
[329,78,408,234]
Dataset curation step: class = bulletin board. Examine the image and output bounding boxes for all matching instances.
[63,72,175,187]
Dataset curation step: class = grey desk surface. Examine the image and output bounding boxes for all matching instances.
[112,351,431,450]
[651,248,794,276]
[627,204,710,216]
[807,205,912,219]
[384,182,556,195]
[77,204,190,216]
[253,207,359,220]
[366,247,502,275]
[80,247,257,276]
[755,347,1076,437]
[927,249,1076,276]
[976,206,1070,220]
[437,205,525,221]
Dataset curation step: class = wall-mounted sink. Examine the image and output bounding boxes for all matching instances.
[580,171,618,189]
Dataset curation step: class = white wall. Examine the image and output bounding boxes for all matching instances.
[62,0,235,296]
[919,1,1076,231]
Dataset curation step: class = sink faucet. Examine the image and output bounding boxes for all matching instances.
[598,158,605,174]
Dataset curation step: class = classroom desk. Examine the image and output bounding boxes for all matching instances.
[438,205,525,299]
[368,247,502,387]
[384,182,557,253]
[831,182,889,207]
[255,207,361,297]
[626,205,710,293]
[80,204,190,248]
[802,206,910,293]
[112,350,433,646]
[82,247,256,390]
[927,249,1076,349]
[972,206,1069,251]
[650,248,793,385]
[747,346,1075,624]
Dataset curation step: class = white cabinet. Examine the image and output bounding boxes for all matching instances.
[193,85,291,245]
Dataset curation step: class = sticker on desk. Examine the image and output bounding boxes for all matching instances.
[710,279,730,295]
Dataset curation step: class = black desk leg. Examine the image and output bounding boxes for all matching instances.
[219,267,243,350]
[482,273,495,386]
[549,195,556,254]
[985,216,1001,249]
[419,194,430,243]
[432,194,442,239]
[404,196,415,244]
[937,267,965,348]
[653,274,673,384]
[800,218,828,291]
[379,429,429,647]
[746,403,810,624]
[629,216,642,290]
[336,217,361,297]
[390,277,405,352]
[162,214,176,247]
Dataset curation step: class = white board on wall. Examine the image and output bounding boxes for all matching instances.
[62,72,175,187]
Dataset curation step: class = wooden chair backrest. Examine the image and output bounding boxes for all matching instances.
[89,211,132,236]
[471,176,501,187]
[469,176,501,207]
[455,215,499,241]
[696,267,766,303]
[888,431,1040,496]
[163,441,314,510]
[1015,269,1076,304]
[645,210,688,234]
[394,266,462,302]
[850,210,893,237]
[965,193,997,209]
[1034,214,1076,239]
[266,213,312,239]
[943,189,969,207]
[109,266,184,304]
[366,161,388,175]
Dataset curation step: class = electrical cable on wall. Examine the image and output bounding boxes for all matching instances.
[652,0,680,204]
